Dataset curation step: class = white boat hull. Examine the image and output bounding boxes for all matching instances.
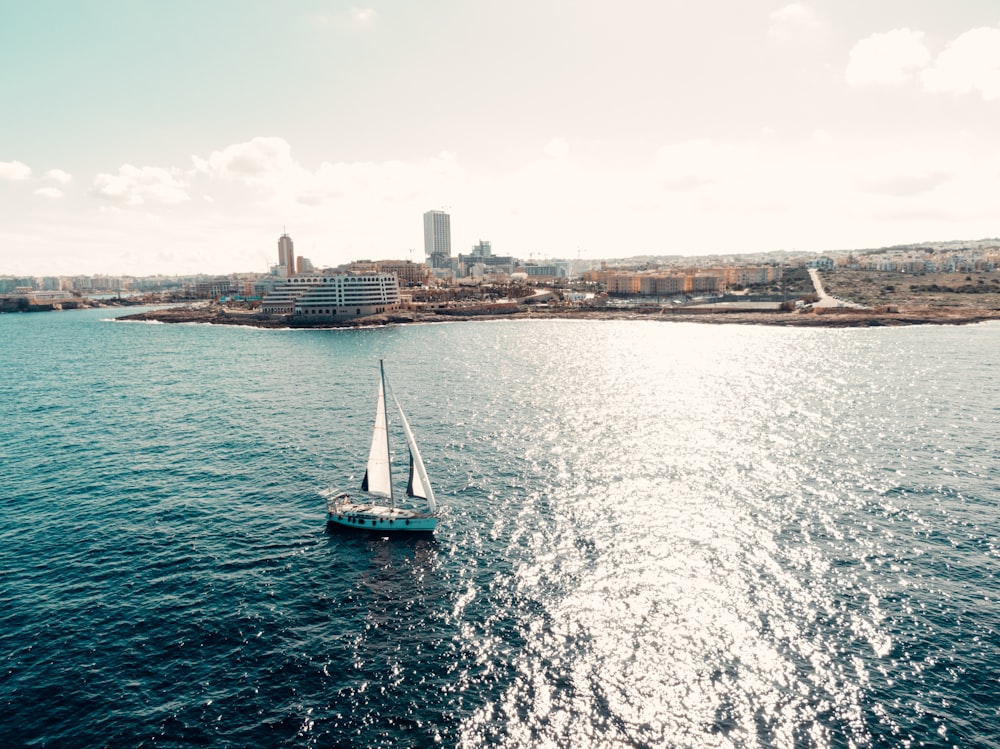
[325,494,438,533]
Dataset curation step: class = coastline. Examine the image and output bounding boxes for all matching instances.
[115,304,1000,329]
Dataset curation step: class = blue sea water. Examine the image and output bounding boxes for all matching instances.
[1,307,998,748]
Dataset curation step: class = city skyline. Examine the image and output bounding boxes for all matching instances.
[2,1,999,277]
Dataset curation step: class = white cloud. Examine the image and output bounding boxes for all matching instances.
[769,3,821,38]
[350,7,377,27]
[845,28,930,86]
[194,136,299,181]
[492,132,1000,256]
[190,137,466,220]
[0,160,31,180]
[44,168,73,183]
[921,26,1000,101]
[34,187,64,199]
[92,164,190,205]
[846,24,1000,101]
[10,132,1000,276]
[543,138,570,159]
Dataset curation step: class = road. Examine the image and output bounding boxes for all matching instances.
[808,268,866,309]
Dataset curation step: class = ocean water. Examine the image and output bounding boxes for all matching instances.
[1,308,998,749]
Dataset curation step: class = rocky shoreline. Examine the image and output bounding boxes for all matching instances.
[116,304,1000,329]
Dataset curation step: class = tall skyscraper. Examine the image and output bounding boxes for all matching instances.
[423,210,451,267]
[278,232,295,277]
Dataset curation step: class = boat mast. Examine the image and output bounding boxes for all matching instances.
[380,360,395,509]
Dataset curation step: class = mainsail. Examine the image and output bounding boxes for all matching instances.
[361,371,393,500]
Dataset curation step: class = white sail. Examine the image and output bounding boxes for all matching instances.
[406,452,428,500]
[361,372,393,499]
[392,391,437,514]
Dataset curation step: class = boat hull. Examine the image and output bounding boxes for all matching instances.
[325,496,438,534]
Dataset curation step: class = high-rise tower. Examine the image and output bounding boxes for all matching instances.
[423,210,451,267]
[278,232,295,277]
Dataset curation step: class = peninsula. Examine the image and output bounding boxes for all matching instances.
[118,293,1000,329]
[116,257,1000,329]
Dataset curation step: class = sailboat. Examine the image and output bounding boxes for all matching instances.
[323,360,439,534]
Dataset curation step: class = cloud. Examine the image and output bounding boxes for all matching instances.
[921,26,1000,101]
[769,3,822,38]
[189,136,466,217]
[0,160,31,180]
[350,7,377,27]
[194,136,298,180]
[34,187,64,199]
[543,138,570,159]
[845,28,930,86]
[92,164,190,205]
[12,131,1000,276]
[308,150,464,206]
[44,168,73,183]
[846,24,1000,101]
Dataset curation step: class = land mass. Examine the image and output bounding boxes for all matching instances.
[117,302,1000,329]
[114,267,1000,329]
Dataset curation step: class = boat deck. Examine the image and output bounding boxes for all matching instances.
[334,500,433,520]
[324,490,437,532]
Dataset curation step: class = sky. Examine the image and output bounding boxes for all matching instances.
[1,0,999,276]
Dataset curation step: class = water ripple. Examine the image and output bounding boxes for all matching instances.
[1,311,998,747]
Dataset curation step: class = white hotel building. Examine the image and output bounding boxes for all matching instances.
[261,272,401,321]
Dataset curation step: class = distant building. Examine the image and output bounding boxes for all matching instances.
[377,260,429,287]
[261,271,401,321]
[278,233,295,277]
[193,279,234,299]
[690,274,722,293]
[607,275,642,295]
[457,253,517,278]
[297,256,314,275]
[423,210,451,268]
[0,278,36,293]
[470,240,491,258]
[523,264,560,279]
[807,257,834,270]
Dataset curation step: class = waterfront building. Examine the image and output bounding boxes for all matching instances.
[193,279,235,299]
[278,233,295,277]
[0,278,37,293]
[423,210,451,268]
[0,288,81,311]
[261,271,401,320]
